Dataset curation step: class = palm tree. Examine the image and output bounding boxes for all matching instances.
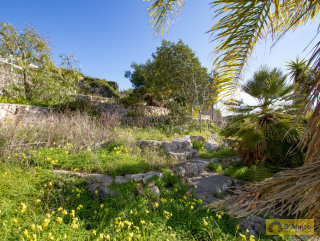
[224,66,303,165]
[143,0,320,231]
[287,58,308,85]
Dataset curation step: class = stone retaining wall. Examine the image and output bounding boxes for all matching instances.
[0,103,50,122]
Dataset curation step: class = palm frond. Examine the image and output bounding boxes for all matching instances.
[299,40,320,164]
[143,0,184,35]
[209,1,273,98]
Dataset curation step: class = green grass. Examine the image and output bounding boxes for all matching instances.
[0,96,53,107]
[0,164,252,241]
[199,147,237,159]
[116,126,174,141]
[25,142,172,176]
[208,162,278,182]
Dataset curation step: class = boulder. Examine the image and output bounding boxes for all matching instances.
[114,176,129,184]
[239,215,266,238]
[148,182,160,197]
[205,140,219,151]
[125,171,163,184]
[189,135,205,142]
[173,159,209,177]
[187,172,239,203]
[84,174,114,187]
[168,149,199,162]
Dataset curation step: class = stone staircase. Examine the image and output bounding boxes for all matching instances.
[136,136,199,162]
[137,135,243,203]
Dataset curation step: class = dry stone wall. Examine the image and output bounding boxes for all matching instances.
[0,103,50,122]
[0,61,23,96]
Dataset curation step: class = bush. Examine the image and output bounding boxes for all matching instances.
[192,140,204,151]
[78,76,119,98]
[119,95,142,107]
[199,147,237,159]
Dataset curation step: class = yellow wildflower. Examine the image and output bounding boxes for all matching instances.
[203,219,208,226]
[240,233,246,240]
[153,202,159,209]
[249,235,255,241]
[77,204,83,210]
[56,217,63,224]
[71,223,79,229]
[43,218,50,227]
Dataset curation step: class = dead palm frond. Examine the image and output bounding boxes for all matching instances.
[223,160,320,232]
[299,41,320,164]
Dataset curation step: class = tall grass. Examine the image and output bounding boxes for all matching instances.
[0,112,119,161]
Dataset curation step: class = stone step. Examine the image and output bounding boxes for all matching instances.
[187,171,241,203]
[172,156,242,178]
[167,149,199,162]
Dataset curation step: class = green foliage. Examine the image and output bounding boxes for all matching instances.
[53,99,100,116]
[0,163,247,241]
[118,95,142,107]
[28,145,152,176]
[224,163,275,182]
[79,76,119,98]
[208,162,278,182]
[192,140,205,151]
[0,22,82,104]
[125,40,216,120]
[208,162,224,174]
[199,147,237,159]
[224,66,305,165]
[0,96,51,107]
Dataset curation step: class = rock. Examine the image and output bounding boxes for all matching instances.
[0,103,50,121]
[136,140,163,151]
[84,174,114,187]
[219,156,242,168]
[114,176,128,184]
[86,182,100,193]
[162,139,192,153]
[187,172,239,203]
[221,138,236,147]
[168,149,199,162]
[125,171,163,184]
[189,135,205,142]
[148,182,160,197]
[239,215,266,238]
[98,186,116,198]
[205,140,219,151]
[173,159,209,177]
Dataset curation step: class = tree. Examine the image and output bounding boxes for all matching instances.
[147,40,214,109]
[124,40,217,127]
[124,62,148,89]
[0,22,52,100]
[224,66,303,165]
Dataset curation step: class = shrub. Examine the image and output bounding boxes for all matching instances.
[192,140,204,151]
[78,76,119,98]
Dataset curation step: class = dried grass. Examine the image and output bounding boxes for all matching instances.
[0,111,120,159]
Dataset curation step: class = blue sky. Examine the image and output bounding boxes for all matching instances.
[1,0,319,94]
